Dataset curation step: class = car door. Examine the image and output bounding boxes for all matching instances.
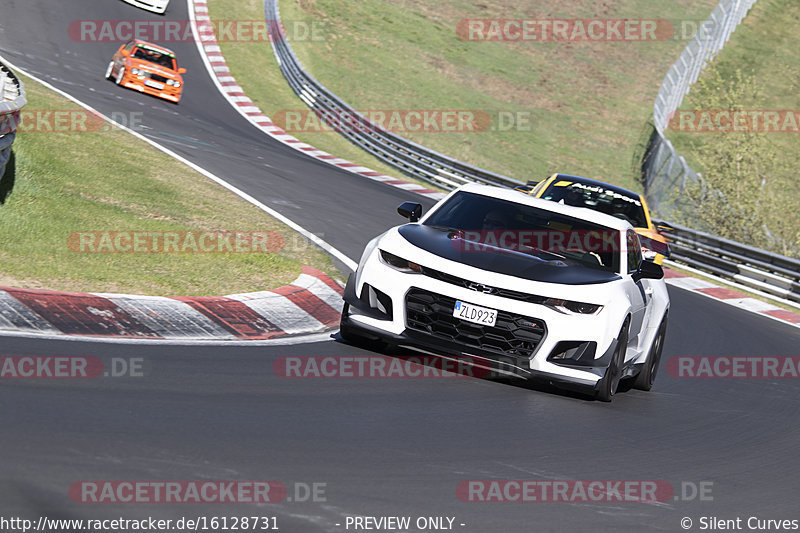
[624,229,648,357]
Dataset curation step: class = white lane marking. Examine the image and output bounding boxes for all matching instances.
[0,55,358,272]
[0,329,337,346]
[731,298,782,313]
[664,277,718,291]
[184,0,446,204]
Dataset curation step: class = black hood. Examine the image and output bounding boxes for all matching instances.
[398,224,620,285]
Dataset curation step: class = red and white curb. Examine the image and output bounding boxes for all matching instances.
[0,266,343,340]
[664,269,800,328]
[188,0,446,201]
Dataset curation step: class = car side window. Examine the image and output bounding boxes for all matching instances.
[123,41,135,53]
[627,230,642,274]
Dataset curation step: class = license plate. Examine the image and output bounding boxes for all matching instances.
[453,301,497,327]
[144,79,165,90]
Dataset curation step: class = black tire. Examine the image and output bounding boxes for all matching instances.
[634,315,667,391]
[596,319,629,402]
[115,66,125,85]
[104,61,115,80]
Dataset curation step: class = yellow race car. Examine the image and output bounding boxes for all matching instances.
[516,173,671,264]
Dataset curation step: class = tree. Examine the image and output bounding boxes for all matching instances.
[672,67,777,246]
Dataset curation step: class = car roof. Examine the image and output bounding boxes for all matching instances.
[455,182,634,233]
[132,39,176,57]
[547,173,642,200]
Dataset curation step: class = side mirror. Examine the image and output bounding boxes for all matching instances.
[178,67,187,74]
[656,221,675,232]
[397,202,422,222]
[634,260,664,281]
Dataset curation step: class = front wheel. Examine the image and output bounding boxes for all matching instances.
[634,316,667,391]
[115,66,125,85]
[596,319,629,402]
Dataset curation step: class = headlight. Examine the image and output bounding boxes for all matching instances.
[379,250,422,273]
[130,68,139,75]
[543,298,602,315]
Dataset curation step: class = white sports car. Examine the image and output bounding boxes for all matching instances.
[121,0,169,14]
[340,183,669,401]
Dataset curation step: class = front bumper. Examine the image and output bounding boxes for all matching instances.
[341,272,620,394]
[122,80,181,102]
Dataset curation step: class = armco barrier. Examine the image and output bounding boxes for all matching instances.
[263,0,798,306]
[0,61,26,180]
[264,0,521,191]
[659,221,800,305]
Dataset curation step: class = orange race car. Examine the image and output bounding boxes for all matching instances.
[105,40,186,103]
[516,173,672,264]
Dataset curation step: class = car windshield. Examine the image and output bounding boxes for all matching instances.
[423,191,621,273]
[540,181,648,228]
[132,46,176,70]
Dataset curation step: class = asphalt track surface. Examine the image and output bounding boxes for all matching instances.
[1,1,799,532]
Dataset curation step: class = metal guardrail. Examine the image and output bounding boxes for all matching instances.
[1,61,26,180]
[637,1,800,305]
[642,0,757,217]
[264,0,521,191]
[659,221,800,305]
[264,0,798,305]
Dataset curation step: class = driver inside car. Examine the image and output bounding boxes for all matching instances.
[481,209,512,230]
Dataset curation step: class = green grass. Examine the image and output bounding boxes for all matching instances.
[210,0,717,193]
[664,0,800,252]
[204,0,413,185]
[0,72,339,295]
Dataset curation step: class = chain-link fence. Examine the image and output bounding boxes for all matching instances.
[1,61,26,182]
[642,0,757,219]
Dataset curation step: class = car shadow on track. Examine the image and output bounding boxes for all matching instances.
[332,331,612,403]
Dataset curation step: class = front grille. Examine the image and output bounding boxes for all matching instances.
[420,266,548,306]
[405,288,545,359]
[143,72,168,83]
